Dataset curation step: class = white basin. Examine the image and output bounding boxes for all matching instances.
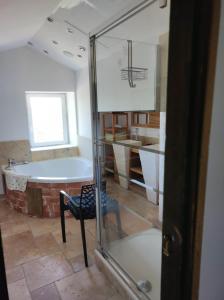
[139,148,159,204]
[113,140,141,189]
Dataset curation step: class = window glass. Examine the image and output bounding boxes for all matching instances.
[26,93,69,147]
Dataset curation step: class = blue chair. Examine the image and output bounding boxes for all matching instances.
[60,183,122,267]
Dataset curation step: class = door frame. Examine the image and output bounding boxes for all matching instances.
[162,0,220,299]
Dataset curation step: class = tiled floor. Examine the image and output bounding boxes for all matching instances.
[0,198,122,300]
[0,181,160,300]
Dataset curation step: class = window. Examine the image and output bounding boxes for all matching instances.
[26,92,69,147]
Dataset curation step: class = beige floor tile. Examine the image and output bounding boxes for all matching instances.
[3,231,40,268]
[28,218,61,237]
[56,265,116,300]
[6,265,24,284]
[107,293,124,300]
[8,279,32,300]
[85,219,97,238]
[31,283,61,300]
[69,254,94,273]
[23,253,73,291]
[53,230,95,260]
[1,220,30,238]
[34,233,61,256]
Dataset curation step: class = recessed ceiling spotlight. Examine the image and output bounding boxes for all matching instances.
[67,28,73,34]
[79,46,86,52]
[52,40,58,45]
[27,41,33,46]
[43,50,48,54]
[47,17,54,23]
[63,50,74,58]
[77,54,82,58]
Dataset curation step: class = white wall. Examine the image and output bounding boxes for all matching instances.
[0,46,76,141]
[75,67,93,160]
[97,43,158,112]
[199,3,224,299]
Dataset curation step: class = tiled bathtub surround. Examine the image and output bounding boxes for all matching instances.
[31,146,79,161]
[0,139,79,194]
[5,181,93,218]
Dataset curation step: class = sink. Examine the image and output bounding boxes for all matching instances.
[117,139,142,146]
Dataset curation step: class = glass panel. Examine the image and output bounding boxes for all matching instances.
[94,1,170,299]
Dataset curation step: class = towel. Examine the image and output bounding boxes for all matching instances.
[5,170,29,192]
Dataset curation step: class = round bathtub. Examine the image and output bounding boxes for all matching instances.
[3,157,93,218]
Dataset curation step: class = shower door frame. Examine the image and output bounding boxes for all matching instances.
[89,0,218,299]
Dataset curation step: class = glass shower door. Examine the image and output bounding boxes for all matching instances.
[91,1,170,299]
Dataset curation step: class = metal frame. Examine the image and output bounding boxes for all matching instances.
[89,1,163,299]
[89,0,216,299]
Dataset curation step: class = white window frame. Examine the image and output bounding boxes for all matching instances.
[26,92,69,148]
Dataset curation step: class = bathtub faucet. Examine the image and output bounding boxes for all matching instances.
[7,158,16,169]
[6,158,29,169]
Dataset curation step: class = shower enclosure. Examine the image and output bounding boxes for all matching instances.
[90,1,170,299]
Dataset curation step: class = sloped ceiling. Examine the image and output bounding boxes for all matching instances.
[0,0,170,70]
[0,0,61,51]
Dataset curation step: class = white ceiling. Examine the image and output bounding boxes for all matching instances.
[0,0,60,51]
[0,0,170,70]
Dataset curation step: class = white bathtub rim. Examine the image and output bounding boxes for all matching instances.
[2,156,93,184]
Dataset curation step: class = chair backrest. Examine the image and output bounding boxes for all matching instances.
[80,184,96,208]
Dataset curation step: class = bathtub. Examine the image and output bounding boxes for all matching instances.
[3,157,93,218]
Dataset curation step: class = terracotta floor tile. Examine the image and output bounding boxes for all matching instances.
[6,265,24,284]
[56,265,116,300]
[23,253,73,291]
[8,279,32,300]
[31,283,61,300]
[34,233,61,256]
[69,254,94,273]
[3,231,40,268]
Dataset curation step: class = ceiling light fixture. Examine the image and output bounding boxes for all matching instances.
[47,17,54,23]
[79,46,86,52]
[63,50,74,58]
[67,28,73,34]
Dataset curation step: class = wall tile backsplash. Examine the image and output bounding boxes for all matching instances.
[0,140,31,167]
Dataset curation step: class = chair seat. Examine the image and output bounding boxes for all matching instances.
[69,192,119,220]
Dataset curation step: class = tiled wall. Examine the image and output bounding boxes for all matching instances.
[31,147,79,161]
[0,140,31,167]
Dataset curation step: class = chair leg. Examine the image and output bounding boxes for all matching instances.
[80,216,88,267]
[60,193,66,243]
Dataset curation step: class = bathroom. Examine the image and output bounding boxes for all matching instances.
[0,1,169,299]
[1,1,222,300]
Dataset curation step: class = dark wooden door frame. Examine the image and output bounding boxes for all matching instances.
[0,230,9,299]
[162,1,220,300]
